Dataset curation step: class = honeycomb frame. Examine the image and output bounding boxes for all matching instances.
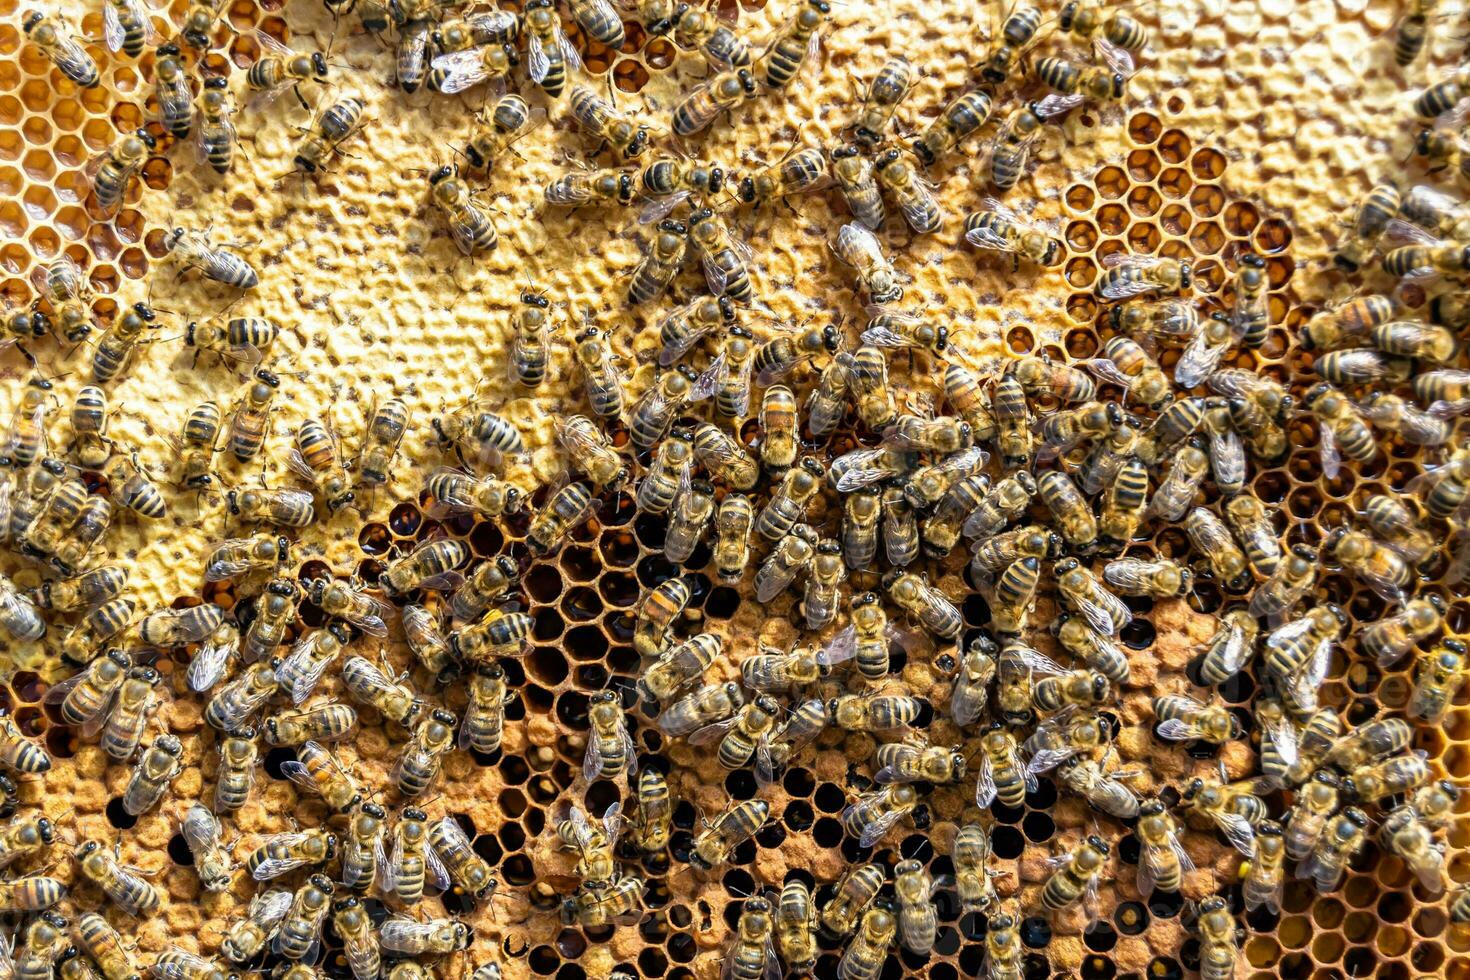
[0,0,1468,979]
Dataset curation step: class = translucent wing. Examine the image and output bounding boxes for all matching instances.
[278,633,334,704]
[701,251,730,296]
[1213,812,1257,855]
[281,760,322,798]
[254,28,296,58]
[188,628,237,693]
[103,2,124,53]
[379,832,400,895]
[1076,595,1125,637]
[949,673,988,728]
[435,48,496,95]
[153,949,211,980]
[857,803,907,848]
[425,841,451,891]
[816,626,857,666]
[181,805,221,855]
[655,309,717,367]
[582,735,605,783]
[380,919,431,951]
[1210,427,1246,489]
[834,222,882,266]
[1206,620,1250,677]
[558,27,583,72]
[975,755,997,806]
[717,354,752,417]
[397,20,429,88]
[638,190,689,225]
[1095,36,1135,75]
[342,593,393,637]
[1173,332,1230,389]
[965,221,1027,254]
[687,716,740,746]
[1383,217,1439,247]
[1318,422,1341,480]
[41,672,87,708]
[1009,646,1066,676]
[527,32,550,84]
[690,354,724,402]
[1155,719,1198,741]
[1266,713,1299,767]
[622,729,639,777]
[1034,93,1085,118]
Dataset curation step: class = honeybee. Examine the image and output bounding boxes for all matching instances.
[23,12,99,86]
[1324,527,1411,604]
[626,219,688,306]
[631,767,672,859]
[658,681,744,738]
[874,148,943,234]
[120,733,183,817]
[1096,252,1193,301]
[90,302,160,384]
[974,725,1035,810]
[1053,557,1131,636]
[1182,506,1250,591]
[328,898,379,980]
[830,692,923,733]
[378,539,470,598]
[556,803,621,888]
[1181,775,1265,855]
[1300,807,1369,894]
[851,56,913,146]
[274,874,334,961]
[874,736,965,786]
[1040,835,1109,919]
[690,799,768,870]
[631,365,721,450]
[989,95,1081,192]
[562,876,643,927]
[281,739,362,812]
[460,664,514,754]
[1245,543,1317,621]
[775,879,818,971]
[1103,557,1193,599]
[278,421,350,515]
[884,570,962,639]
[264,702,358,747]
[428,165,497,256]
[670,66,756,137]
[220,889,292,964]
[291,96,366,177]
[1409,639,1470,724]
[339,803,387,891]
[430,41,517,95]
[922,471,992,555]
[245,31,329,110]
[1360,595,1443,668]
[32,259,95,345]
[392,708,458,797]
[815,592,895,682]
[304,576,392,637]
[1197,608,1259,685]
[384,807,450,905]
[192,77,240,175]
[585,689,637,781]
[1131,800,1192,897]
[707,493,753,584]
[753,0,830,87]
[949,635,998,726]
[693,422,760,489]
[1037,52,1129,101]
[755,524,818,602]
[837,903,896,980]
[635,575,691,659]
[736,146,829,206]
[0,571,44,643]
[726,895,778,980]
[74,840,158,915]
[691,694,782,772]
[422,470,522,522]
[821,862,885,937]
[639,632,722,703]
[832,223,904,304]
[244,829,338,883]
[90,128,155,214]
[802,540,846,629]
[986,555,1040,636]
[1153,693,1237,745]
[544,165,638,207]
[380,918,473,956]
[1379,803,1445,892]
[463,93,536,170]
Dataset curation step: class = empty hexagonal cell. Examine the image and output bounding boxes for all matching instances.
[1158,129,1193,164]
[0,243,29,275]
[21,148,52,181]
[27,225,59,258]
[21,184,55,219]
[19,115,49,145]
[119,246,148,280]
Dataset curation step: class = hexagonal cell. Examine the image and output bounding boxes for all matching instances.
[1065,220,1099,252]
[26,225,59,258]
[1094,165,1128,199]
[1126,185,1161,218]
[1160,203,1191,236]
[1065,183,1096,212]
[0,242,29,275]
[1190,184,1225,218]
[21,147,52,181]
[20,115,50,145]
[1223,201,1260,238]
[1095,202,1127,236]
[1191,146,1228,181]
[1188,221,1225,255]
[1126,148,1161,183]
[21,184,55,219]
[1128,111,1162,146]
[1064,256,1096,290]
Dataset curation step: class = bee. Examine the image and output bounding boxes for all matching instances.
[1181,775,1265,855]
[169,401,222,493]
[687,207,754,302]
[626,220,688,307]
[1039,400,1122,457]
[379,917,473,957]
[291,96,365,176]
[263,702,358,747]
[634,364,722,449]
[1300,807,1369,894]
[1284,770,1341,866]
[1360,595,1443,669]
[871,737,964,787]
[1006,356,1095,406]
[1195,608,1260,685]
[56,596,133,667]
[304,576,392,637]
[956,473,1031,543]
[91,128,155,214]
[275,874,334,961]
[1085,337,1171,414]
[753,0,829,88]
[989,95,1082,192]
[1131,800,1192,896]
[1264,605,1346,714]
[828,143,886,231]
[710,493,755,583]
[911,88,993,167]
[101,0,154,56]
[638,632,722,704]
[850,56,914,147]
[557,803,621,889]
[755,524,818,602]
[663,3,749,68]
[91,302,160,384]
[330,899,380,980]
[1152,692,1238,747]
[657,296,733,370]
[1360,492,1436,566]
[75,914,139,980]
[431,814,499,903]
[74,840,158,915]
[221,890,292,964]
[1028,474,1093,554]
[836,903,896,980]
[983,906,1024,980]
[1186,894,1243,980]
[66,384,110,470]
[972,725,1034,810]
[1179,506,1250,591]
[670,65,756,137]
[736,146,828,207]
[522,0,580,98]
[1051,562,1130,637]
[178,0,224,48]
[725,896,778,980]
[456,664,514,755]
[446,555,518,626]
[1060,0,1148,53]
[150,45,196,142]
[1379,802,1445,892]
[31,259,95,346]
[44,648,128,727]
[1036,53,1129,101]
[23,12,99,86]
[571,85,658,164]
[985,376,1032,473]
[17,912,72,980]
[282,419,352,514]
[637,429,692,514]
[691,694,783,772]
[848,348,898,431]
[942,822,1000,916]
[0,813,54,874]
[165,803,231,897]
[921,471,992,556]
[584,689,637,781]
[245,31,329,110]
[281,739,362,812]
[452,603,534,664]
[771,879,818,971]
[562,876,643,927]
[979,2,1042,83]
[425,165,498,255]
[0,572,44,643]
[873,148,942,234]
[832,223,904,304]
[883,415,972,455]
[212,726,258,813]
[385,811,446,910]
[221,369,281,464]
[392,708,458,796]
[690,799,768,870]
[1409,639,1470,724]
[983,555,1039,636]
[429,35,517,95]
[191,77,240,175]
[1325,527,1411,604]
[525,480,601,556]
[801,540,846,629]
[658,681,744,738]
[821,862,884,938]
[885,569,962,639]
[1361,391,1453,447]
[200,658,276,732]
[1103,557,1194,600]
[1244,542,1316,621]
[1230,818,1288,915]
[543,165,637,207]
[626,767,674,862]
[345,397,407,494]
[463,93,535,170]
[244,829,337,883]
[121,733,183,816]
[693,422,760,490]
[552,418,625,497]
[947,635,998,726]
[635,570,685,655]
[1096,252,1193,301]
[1041,835,1110,915]
[339,803,387,891]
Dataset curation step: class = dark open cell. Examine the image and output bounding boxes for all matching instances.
[666,933,696,964]
[724,769,757,799]
[1114,899,1148,934]
[166,832,193,865]
[813,782,846,813]
[991,825,1025,859]
[1022,953,1051,980]
[1148,888,1184,919]
[637,948,667,977]
[990,800,1026,826]
[525,564,563,602]
[1146,956,1182,980]
[105,796,137,829]
[812,817,843,848]
[957,942,985,973]
[1021,811,1055,843]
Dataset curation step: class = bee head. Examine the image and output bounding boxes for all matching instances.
[736,68,758,95]
[429,164,455,186]
[22,12,42,32]
[1177,261,1193,289]
[310,52,329,79]
[911,139,935,167]
[1059,1,1078,29]
[706,166,725,195]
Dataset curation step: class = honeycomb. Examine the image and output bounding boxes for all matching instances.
[0,0,1469,978]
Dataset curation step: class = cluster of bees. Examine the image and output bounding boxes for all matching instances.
[3,0,1470,978]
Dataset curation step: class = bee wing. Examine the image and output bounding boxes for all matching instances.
[622,729,638,776]
[1094,36,1134,75]
[687,716,740,746]
[1213,812,1257,855]
[601,801,624,841]
[655,310,715,368]
[1317,421,1341,480]
[425,841,451,891]
[1207,620,1250,677]
[701,251,730,296]
[857,802,908,849]
[527,32,551,83]
[1102,559,1151,593]
[153,949,210,980]
[1155,718,1197,742]
[280,758,322,797]
[434,48,494,94]
[1074,595,1124,637]
[1173,331,1230,389]
[1135,848,1161,897]
[81,696,117,738]
[380,832,402,896]
[690,354,725,402]
[782,700,828,751]
[1009,646,1066,676]
[816,626,857,666]
[949,677,987,728]
[188,629,238,693]
[102,2,124,53]
[638,190,689,225]
[581,732,605,782]
[964,220,1028,255]
[975,754,997,807]
[834,449,891,492]
[1266,713,1299,768]
[252,852,309,881]
[41,672,88,707]
[344,594,394,637]
[278,634,330,705]
[1025,745,1078,774]
[380,918,430,951]
[253,28,296,58]
[1034,93,1085,119]
[1209,426,1246,490]
[717,354,752,417]
[182,804,222,854]
[1383,217,1440,247]
[833,222,881,266]
[558,27,583,72]
[861,321,920,350]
